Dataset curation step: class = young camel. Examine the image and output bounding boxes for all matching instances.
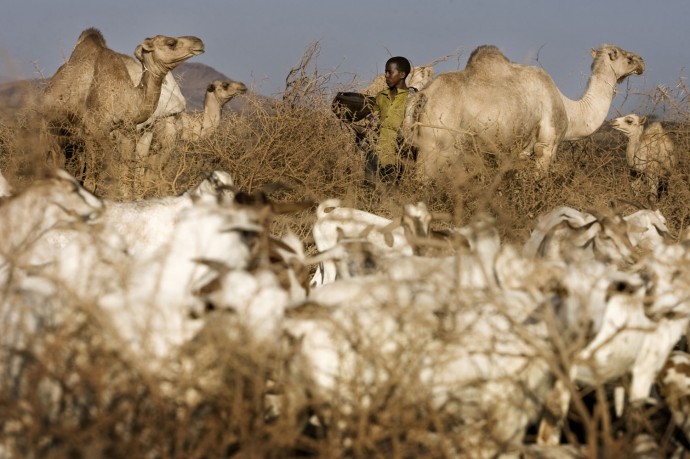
[136,80,247,182]
[610,114,675,200]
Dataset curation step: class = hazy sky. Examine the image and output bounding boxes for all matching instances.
[2,0,688,116]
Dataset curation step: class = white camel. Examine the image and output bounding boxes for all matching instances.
[610,114,675,199]
[405,44,645,181]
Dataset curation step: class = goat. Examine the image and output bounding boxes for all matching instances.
[0,169,103,262]
[610,114,675,200]
[538,243,690,444]
[523,206,664,267]
[282,262,555,457]
[99,170,236,256]
[98,197,265,370]
[309,199,432,286]
[622,207,669,253]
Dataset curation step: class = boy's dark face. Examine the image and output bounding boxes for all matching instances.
[385,62,406,89]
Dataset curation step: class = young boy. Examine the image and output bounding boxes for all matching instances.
[365,56,414,187]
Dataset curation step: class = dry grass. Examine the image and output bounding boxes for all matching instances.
[2,47,690,458]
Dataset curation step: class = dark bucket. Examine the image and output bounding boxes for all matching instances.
[331,92,376,122]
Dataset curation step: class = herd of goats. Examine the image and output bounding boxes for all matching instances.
[1,167,689,456]
[0,27,688,458]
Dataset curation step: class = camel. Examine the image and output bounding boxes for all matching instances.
[44,28,203,133]
[136,79,247,174]
[610,114,675,199]
[362,65,435,95]
[155,80,246,143]
[42,28,204,196]
[404,44,645,181]
[121,55,187,130]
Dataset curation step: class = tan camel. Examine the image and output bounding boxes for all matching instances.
[43,30,187,134]
[138,80,247,169]
[610,114,675,199]
[45,28,203,133]
[121,55,187,130]
[42,28,203,196]
[405,44,645,181]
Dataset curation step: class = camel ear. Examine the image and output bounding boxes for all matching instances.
[639,116,647,125]
[134,44,144,61]
[591,48,597,58]
[608,48,619,61]
[138,38,156,55]
[206,83,215,92]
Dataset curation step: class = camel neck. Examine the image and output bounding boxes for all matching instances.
[561,73,617,140]
[624,132,642,167]
[133,57,168,124]
[201,92,223,135]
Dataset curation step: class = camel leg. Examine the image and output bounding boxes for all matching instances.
[414,127,456,182]
[109,130,138,200]
[533,124,558,173]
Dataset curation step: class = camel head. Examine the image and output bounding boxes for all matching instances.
[610,114,646,137]
[591,44,644,83]
[408,66,434,92]
[135,34,205,74]
[206,80,248,104]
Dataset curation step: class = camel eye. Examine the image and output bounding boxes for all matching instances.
[166,39,177,48]
[223,83,229,90]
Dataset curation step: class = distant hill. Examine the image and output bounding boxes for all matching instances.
[0,62,256,123]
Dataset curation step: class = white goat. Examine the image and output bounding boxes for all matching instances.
[98,198,265,370]
[309,199,432,286]
[622,207,669,253]
[0,169,104,261]
[610,114,675,199]
[283,264,555,457]
[99,170,235,257]
[538,243,690,444]
[523,206,666,266]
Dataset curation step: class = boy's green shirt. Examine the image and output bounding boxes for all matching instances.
[373,87,411,166]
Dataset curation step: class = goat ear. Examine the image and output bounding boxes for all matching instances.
[359,224,374,238]
[383,231,394,248]
[271,200,314,215]
[336,227,346,243]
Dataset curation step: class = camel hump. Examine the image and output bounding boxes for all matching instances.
[76,27,106,48]
[466,45,510,68]
[645,122,665,135]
